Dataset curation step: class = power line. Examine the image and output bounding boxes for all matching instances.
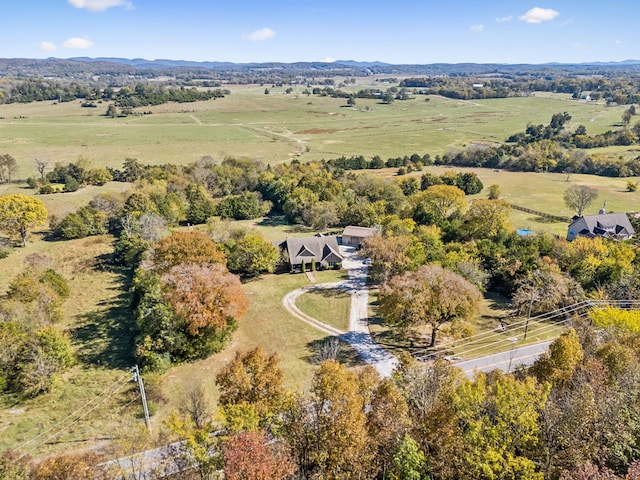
[16,372,131,458]
[21,378,132,458]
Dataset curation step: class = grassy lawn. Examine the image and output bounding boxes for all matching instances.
[296,287,352,332]
[0,181,132,219]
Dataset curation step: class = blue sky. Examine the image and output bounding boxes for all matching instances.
[1,0,637,64]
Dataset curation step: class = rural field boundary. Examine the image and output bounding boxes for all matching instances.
[509,203,570,223]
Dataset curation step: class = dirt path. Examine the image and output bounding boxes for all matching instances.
[282,246,398,377]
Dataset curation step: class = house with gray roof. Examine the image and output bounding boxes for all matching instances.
[278,235,343,272]
[567,212,635,241]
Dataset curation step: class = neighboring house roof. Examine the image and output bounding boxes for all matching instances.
[567,213,635,241]
[278,235,343,266]
[342,225,380,239]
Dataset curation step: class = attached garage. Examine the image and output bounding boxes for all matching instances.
[341,226,380,247]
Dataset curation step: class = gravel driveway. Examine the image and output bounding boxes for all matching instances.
[282,245,398,377]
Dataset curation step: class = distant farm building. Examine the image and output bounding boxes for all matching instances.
[278,235,343,272]
[567,213,635,241]
[341,226,381,247]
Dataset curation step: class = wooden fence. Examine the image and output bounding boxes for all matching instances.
[509,203,570,223]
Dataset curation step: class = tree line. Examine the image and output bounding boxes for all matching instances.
[0,79,227,106]
[400,75,640,104]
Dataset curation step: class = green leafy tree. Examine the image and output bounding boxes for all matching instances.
[452,372,548,480]
[412,185,466,226]
[185,183,216,225]
[0,194,47,247]
[390,435,429,480]
[461,199,511,239]
[225,232,280,277]
[10,326,75,397]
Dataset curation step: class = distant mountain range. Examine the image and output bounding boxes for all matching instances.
[1,56,639,81]
[65,57,640,69]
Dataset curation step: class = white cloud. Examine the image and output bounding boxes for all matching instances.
[39,41,57,51]
[243,27,276,41]
[519,7,559,24]
[615,39,622,44]
[470,24,485,33]
[323,57,335,63]
[68,0,133,12]
[63,37,95,49]
[496,15,513,22]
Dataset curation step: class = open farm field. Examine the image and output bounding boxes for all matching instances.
[0,85,632,179]
[0,181,132,219]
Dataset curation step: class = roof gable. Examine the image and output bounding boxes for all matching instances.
[282,235,343,265]
[568,213,635,240]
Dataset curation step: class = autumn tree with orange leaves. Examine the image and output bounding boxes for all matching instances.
[152,230,226,272]
[161,263,247,336]
[133,231,247,369]
[223,430,296,480]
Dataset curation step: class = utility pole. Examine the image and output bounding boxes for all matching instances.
[132,365,151,432]
[524,288,534,341]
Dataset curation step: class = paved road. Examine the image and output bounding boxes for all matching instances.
[453,341,552,377]
[282,246,398,377]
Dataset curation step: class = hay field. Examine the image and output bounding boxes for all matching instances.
[0,85,631,179]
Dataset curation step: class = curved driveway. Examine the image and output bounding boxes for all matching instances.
[283,245,398,377]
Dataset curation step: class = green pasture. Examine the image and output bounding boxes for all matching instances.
[0,181,132,220]
[0,86,633,179]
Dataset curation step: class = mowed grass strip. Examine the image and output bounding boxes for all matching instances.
[296,287,352,332]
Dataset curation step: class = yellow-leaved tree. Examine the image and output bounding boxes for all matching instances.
[0,194,47,247]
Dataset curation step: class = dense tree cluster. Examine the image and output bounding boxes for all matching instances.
[400,75,640,104]
[0,257,74,397]
[0,79,226,106]
[132,231,247,371]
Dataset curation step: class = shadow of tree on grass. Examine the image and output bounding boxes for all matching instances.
[304,336,363,367]
[71,266,137,369]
